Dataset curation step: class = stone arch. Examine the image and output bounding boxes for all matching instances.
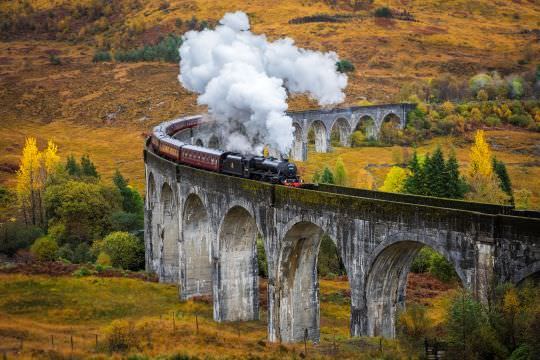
[365,234,467,338]
[513,261,540,284]
[217,205,260,321]
[276,220,346,343]
[291,122,305,161]
[330,117,351,147]
[181,193,212,299]
[195,138,204,147]
[208,135,220,149]
[355,115,377,139]
[379,112,401,143]
[308,120,328,153]
[160,183,179,283]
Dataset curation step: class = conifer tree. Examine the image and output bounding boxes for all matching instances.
[445,152,466,199]
[334,157,347,186]
[320,167,335,184]
[404,151,424,195]
[424,147,446,197]
[492,157,513,202]
[65,155,80,177]
[80,155,99,179]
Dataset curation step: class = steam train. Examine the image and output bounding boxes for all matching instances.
[150,116,302,187]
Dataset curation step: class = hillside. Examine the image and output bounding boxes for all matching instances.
[0,0,539,200]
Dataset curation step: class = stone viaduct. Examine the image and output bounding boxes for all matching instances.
[188,103,416,161]
[144,116,540,343]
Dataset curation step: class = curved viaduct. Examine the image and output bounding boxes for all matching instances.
[144,115,540,344]
[189,104,416,161]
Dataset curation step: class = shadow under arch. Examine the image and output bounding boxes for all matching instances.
[365,238,465,338]
[330,117,351,147]
[217,205,260,322]
[195,138,204,147]
[181,193,212,299]
[160,182,179,283]
[276,220,348,343]
[308,120,328,152]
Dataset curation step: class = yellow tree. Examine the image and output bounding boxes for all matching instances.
[334,157,347,186]
[466,130,509,204]
[16,137,42,226]
[16,138,60,226]
[468,130,492,178]
[380,166,409,193]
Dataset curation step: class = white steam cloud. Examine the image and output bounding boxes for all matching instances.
[179,11,348,154]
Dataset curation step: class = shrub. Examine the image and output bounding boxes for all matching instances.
[49,54,61,65]
[72,266,93,277]
[57,244,74,261]
[429,252,456,282]
[0,185,14,205]
[93,50,112,62]
[30,236,59,261]
[410,247,457,282]
[410,247,432,273]
[508,114,532,127]
[350,130,366,147]
[336,59,355,73]
[73,242,93,263]
[101,231,144,270]
[374,7,392,18]
[114,34,182,63]
[484,115,502,127]
[96,251,112,266]
[0,222,44,256]
[103,320,141,353]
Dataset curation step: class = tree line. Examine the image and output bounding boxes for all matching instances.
[1,138,145,271]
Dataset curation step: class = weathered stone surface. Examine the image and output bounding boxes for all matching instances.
[144,144,540,343]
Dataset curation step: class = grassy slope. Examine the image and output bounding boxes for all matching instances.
[298,129,540,209]
[0,273,413,358]
[0,0,539,202]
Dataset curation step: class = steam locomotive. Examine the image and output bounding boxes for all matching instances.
[150,116,302,187]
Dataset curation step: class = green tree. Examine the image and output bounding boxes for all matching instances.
[404,151,425,195]
[424,147,446,197]
[44,180,121,244]
[320,167,335,184]
[492,157,513,202]
[336,59,355,73]
[317,234,345,278]
[30,236,58,261]
[445,152,467,199]
[101,231,144,270]
[0,222,44,256]
[80,154,99,179]
[446,292,507,359]
[65,154,81,177]
[113,170,143,214]
[334,157,347,186]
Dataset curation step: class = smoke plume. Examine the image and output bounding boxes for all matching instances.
[179,11,348,154]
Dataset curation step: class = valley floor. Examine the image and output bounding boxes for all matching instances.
[0,272,455,359]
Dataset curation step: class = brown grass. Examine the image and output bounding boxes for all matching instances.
[0,273,409,359]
